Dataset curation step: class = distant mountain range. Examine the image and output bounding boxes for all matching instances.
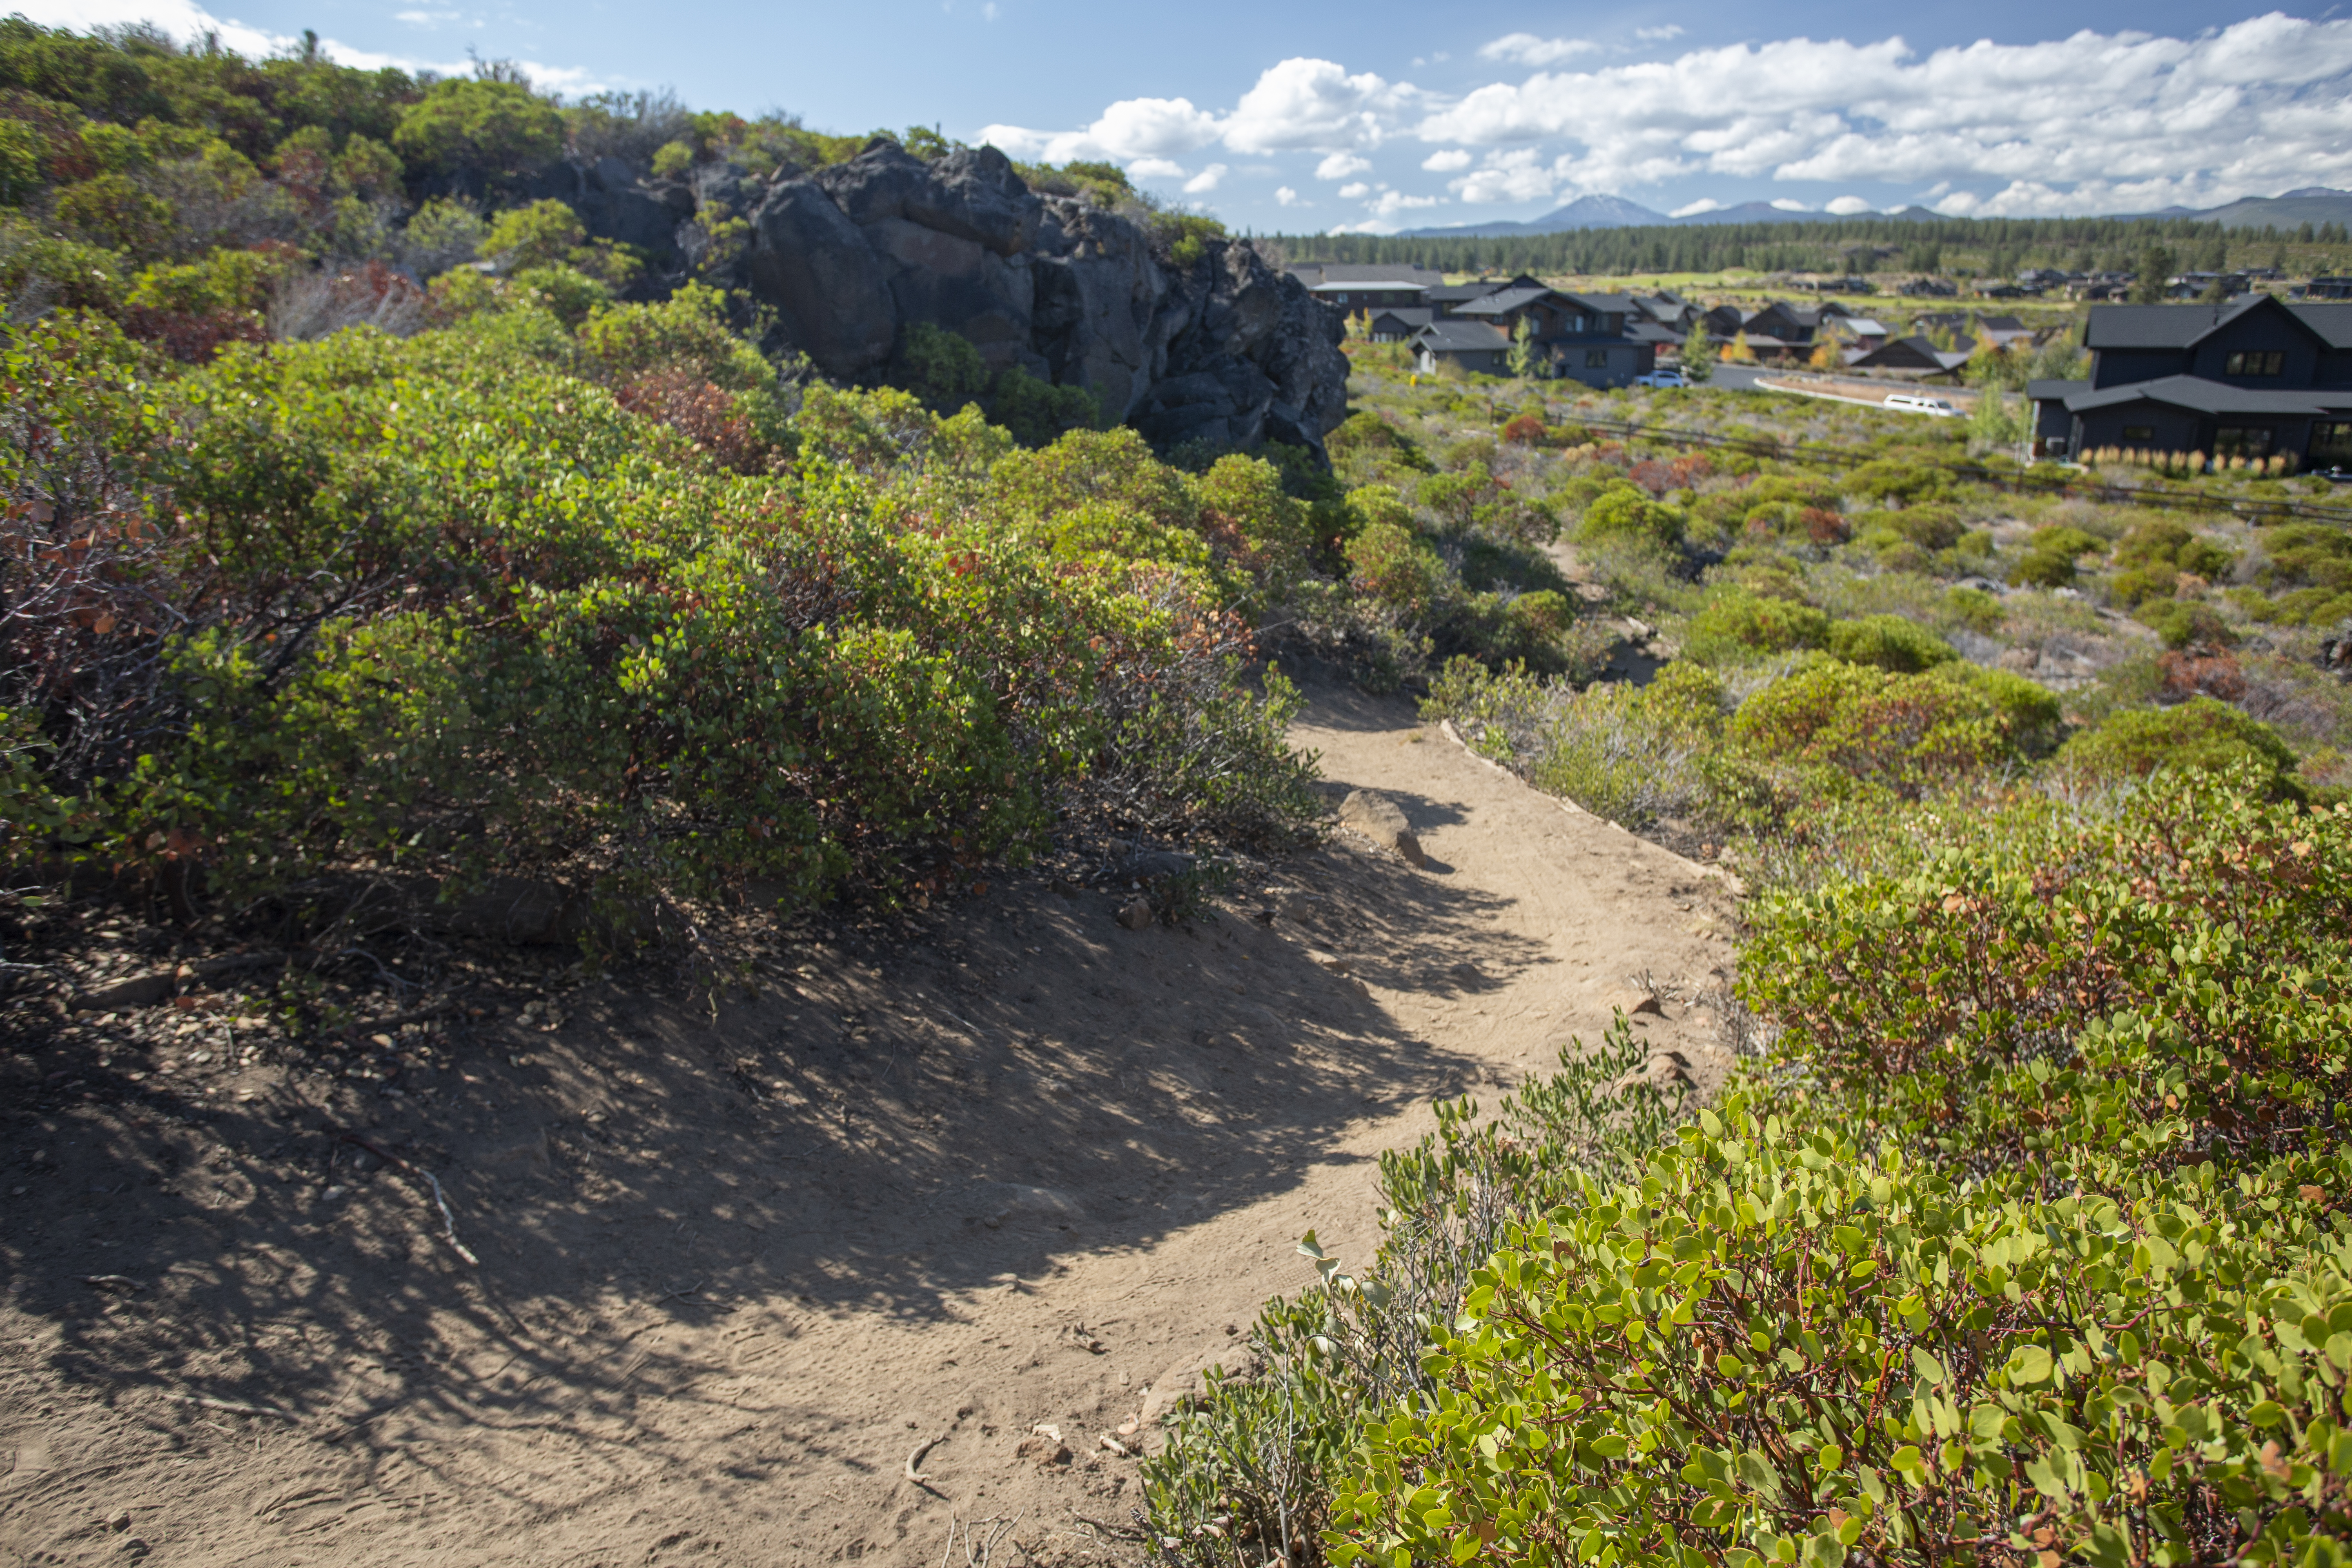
[1392,187,2352,238]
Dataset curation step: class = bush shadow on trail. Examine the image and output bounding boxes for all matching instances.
[0,837,1548,1483]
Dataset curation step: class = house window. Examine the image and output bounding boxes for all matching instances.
[2224,350,2285,376]
[2215,425,2274,459]
[1585,349,1609,368]
[2310,421,2352,467]
[2121,425,2155,443]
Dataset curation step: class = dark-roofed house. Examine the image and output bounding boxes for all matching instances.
[1425,280,1509,315]
[2026,297,2352,466]
[1845,336,1974,378]
[1366,307,1433,342]
[1736,300,1825,361]
[1287,263,1443,314]
[1411,319,1513,376]
[1448,287,1657,385]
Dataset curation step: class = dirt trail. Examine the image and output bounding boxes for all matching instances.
[0,672,1737,1568]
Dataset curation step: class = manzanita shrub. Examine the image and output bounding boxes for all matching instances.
[1153,770,2352,1568]
[2,305,1321,926]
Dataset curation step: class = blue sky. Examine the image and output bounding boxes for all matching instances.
[25,0,2352,233]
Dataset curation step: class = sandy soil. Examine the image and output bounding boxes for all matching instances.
[0,671,1738,1568]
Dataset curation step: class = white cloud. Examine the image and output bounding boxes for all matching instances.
[1670,197,1724,216]
[982,0,999,16]
[1478,32,1599,66]
[981,94,1224,164]
[1769,197,1812,211]
[1367,189,1444,220]
[1450,147,1557,204]
[1825,194,1873,214]
[394,10,460,24]
[1127,157,1189,181]
[1635,25,1685,41]
[991,58,1424,164]
[1221,57,1423,153]
[1183,163,1229,193]
[1414,15,2352,212]
[1336,181,1372,198]
[1315,152,1372,179]
[1422,148,1472,171]
[1275,185,1302,206]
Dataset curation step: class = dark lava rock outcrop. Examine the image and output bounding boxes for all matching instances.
[535,138,1347,455]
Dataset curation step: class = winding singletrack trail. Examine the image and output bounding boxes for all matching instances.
[0,670,1738,1567]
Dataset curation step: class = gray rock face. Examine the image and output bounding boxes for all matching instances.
[537,141,1345,455]
[746,177,898,379]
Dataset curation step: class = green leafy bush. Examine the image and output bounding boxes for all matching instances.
[1305,773,2352,1568]
[2056,697,2300,795]
[1728,659,2042,799]
[393,76,564,176]
[1682,590,1830,665]
[1579,483,1686,552]
[1825,614,1956,673]
[2011,525,2101,588]
[2,310,1319,927]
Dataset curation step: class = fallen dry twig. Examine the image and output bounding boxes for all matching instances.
[338,1131,480,1266]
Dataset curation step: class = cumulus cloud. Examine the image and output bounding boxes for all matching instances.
[1770,197,1812,211]
[986,15,2352,218]
[1415,15,2352,211]
[1184,163,1229,193]
[1127,157,1188,181]
[1478,32,1599,66]
[1366,190,1444,218]
[1336,181,1371,198]
[990,56,1430,167]
[1450,147,1557,204]
[1825,194,1873,214]
[1635,25,1685,41]
[1275,186,1302,206]
[1222,58,1422,153]
[981,94,1224,164]
[1670,197,1724,216]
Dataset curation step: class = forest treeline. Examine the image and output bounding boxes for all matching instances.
[1274,213,2352,280]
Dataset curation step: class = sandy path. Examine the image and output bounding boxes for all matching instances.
[0,673,1736,1568]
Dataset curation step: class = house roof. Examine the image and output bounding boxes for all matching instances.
[1454,286,1554,316]
[1307,279,1428,296]
[1851,335,1973,370]
[1426,282,1508,307]
[1626,321,1686,345]
[1412,320,1513,352]
[1369,307,1434,327]
[2060,374,2352,417]
[2084,296,2352,352]
[1287,264,1446,288]
[1838,318,1891,336]
[2025,378,2092,402]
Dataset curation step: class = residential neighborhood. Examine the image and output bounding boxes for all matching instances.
[1285,262,2065,385]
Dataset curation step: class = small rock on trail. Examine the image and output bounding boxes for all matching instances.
[1338,788,1428,867]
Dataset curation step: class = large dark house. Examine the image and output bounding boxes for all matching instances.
[2028,298,2352,468]
[1420,285,1657,385]
[1289,264,1653,385]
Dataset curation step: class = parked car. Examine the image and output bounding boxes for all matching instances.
[1633,369,1688,388]
[1884,392,1960,417]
